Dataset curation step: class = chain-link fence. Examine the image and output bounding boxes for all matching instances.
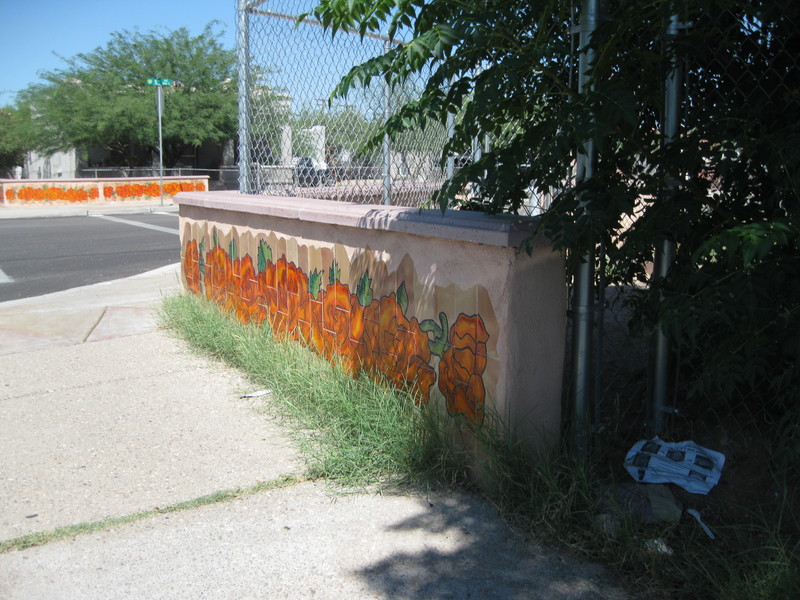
[666,3,800,458]
[235,0,799,479]
[236,0,447,205]
[560,0,800,478]
[592,1,800,476]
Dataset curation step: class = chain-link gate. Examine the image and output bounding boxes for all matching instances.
[236,0,447,206]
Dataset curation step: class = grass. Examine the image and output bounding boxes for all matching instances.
[160,293,800,600]
[0,475,300,554]
[160,293,468,489]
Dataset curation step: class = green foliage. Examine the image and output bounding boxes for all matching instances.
[15,22,237,166]
[0,105,31,175]
[291,105,382,166]
[310,0,800,461]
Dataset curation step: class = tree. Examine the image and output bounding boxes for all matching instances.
[0,105,31,176]
[17,22,237,167]
[308,0,800,458]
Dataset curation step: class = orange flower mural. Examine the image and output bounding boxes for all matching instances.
[204,245,234,311]
[183,240,202,294]
[297,289,325,354]
[438,314,490,425]
[321,280,365,376]
[6,179,205,204]
[362,294,436,402]
[281,259,310,341]
[233,255,262,324]
[8,186,92,203]
[181,238,489,423]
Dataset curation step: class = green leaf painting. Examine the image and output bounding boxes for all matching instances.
[329,260,341,285]
[396,281,408,315]
[308,269,323,299]
[257,240,272,273]
[356,270,373,306]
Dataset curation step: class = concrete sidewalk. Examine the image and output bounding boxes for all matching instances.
[0,266,628,599]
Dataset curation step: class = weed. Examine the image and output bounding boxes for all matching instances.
[0,476,300,554]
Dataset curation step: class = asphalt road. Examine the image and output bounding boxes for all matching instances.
[0,212,180,302]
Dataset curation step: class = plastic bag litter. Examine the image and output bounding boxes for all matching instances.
[624,437,726,494]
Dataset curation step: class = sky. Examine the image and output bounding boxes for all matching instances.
[0,0,386,113]
[0,0,239,107]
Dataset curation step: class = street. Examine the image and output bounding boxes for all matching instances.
[0,212,180,302]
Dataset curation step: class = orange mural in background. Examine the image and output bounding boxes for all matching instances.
[5,180,205,203]
[183,237,490,424]
[5,186,99,203]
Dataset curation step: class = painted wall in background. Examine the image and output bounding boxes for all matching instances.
[1,177,208,205]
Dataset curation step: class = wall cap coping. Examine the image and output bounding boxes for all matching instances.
[176,191,550,249]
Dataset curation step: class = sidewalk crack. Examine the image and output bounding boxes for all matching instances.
[82,307,108,343]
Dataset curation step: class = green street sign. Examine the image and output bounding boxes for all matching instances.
[147,78,173,86]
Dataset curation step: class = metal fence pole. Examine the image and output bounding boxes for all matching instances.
[651,12,682,434]
[382,40,392,205]
[571,0,599,454]
[237,0,253,194]
[446,111,455,180]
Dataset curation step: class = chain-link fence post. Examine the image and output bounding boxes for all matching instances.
[236,0,253,194]
[571,0,599,454]
[650,11,683,434]
[382,39,392,205]
[446,111,455,180]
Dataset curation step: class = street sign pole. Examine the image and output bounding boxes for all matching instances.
[147,78,173,206]
[157,83,164,207]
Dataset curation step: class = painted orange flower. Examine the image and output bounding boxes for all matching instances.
[104,187,114,198]
[256,259,277,321]
[184,240,202,294]
[361,294,435,402]
[297,290,325,354]
[233,255,264,324]
[320,281,365,375]
[284,261,310,341]
[270,257,290,337]
[438,314,489,425]
[204,246,234,311]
